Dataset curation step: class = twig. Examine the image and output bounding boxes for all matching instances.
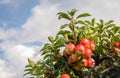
[101,66,114,74]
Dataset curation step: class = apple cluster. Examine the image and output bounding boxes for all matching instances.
[63,38,95,71]
[61,74,70,78]
[113,42,120,55]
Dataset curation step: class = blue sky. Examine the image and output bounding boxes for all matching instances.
[0,0,120,78]
[0,0,39,29]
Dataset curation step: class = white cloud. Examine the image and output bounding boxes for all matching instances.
[0,59,15,78]
[21,3,59,43]
[1,44,41,78]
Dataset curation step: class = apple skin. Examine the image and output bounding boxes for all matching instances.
[85,48,92,58]
[80,38,90,47]
[66,43,75,52]
[87,59,94,67]
[114,42,120,48]
[65,43,75,55]
[68,54,78,64]
[82,59,88,67]
[61,74,70,78]
[89,41,95,50]
[75,44,85,55]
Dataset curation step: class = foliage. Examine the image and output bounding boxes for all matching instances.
[24,9,120,78]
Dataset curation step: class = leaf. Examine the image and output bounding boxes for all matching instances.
[41,49,51,55]
[36,60,41,65]
[24,68,33,72]
[77,13,91,19]
[23,71,32,77]
[28,58,35,67]
[92,18,96,26]
[57,12,71,20]
[44,54,53,59]
[100,19,104,25]
[60,24,69,29]
[77,20,87,25]
[25,65,31,68]
[85,20,92,25]
[68,9,77,16]
[48,36,54,43]
[57,30,70,35]
[105,20,114,25]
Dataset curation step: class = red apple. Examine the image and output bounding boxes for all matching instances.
[89,41,95,50]
[81,38,90,47]
[61,74,70,78]
[65,43,75,55]
[68,54,78,64]
[85,48,92,58]
[66,43,75,52]
[75,44,85,55]
[87,59,94,67]
[114,42,120,48]
[82,59,88,67]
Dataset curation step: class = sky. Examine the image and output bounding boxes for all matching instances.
[0,0,120,78]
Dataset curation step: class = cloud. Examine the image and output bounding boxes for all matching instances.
[21,2,59,43]
[0,59,15,78]
[0,43,41,78]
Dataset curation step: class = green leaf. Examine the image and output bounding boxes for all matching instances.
[48,36,54,43]
[41,49,51,55]
[105,20,114,25]
[28,58,35,67]
[68,9,77,16]
[24,68,33,72]
[57,12,71,20]
[25,65,31,68]
[23,71,32,77]
[57,30,70,35]
[60,24,69,29]
[77,20,87,25]
[77,13,91,19]
[100,19,104,25]
[92,18,96,26]
[44,54,53,59]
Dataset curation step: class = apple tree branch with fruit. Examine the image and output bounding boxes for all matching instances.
[24,9,120,78]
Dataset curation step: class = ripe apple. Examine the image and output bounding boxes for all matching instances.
[89,41,95,50]
[66,43,75,52]
[75,44,85,55]
[65,43,75,55]
[61,74,70,78]
[87,59,94,67]
[82,59,87,67]
[68,54,78,64]
[85,48,92,58]
[114,42,120,48]
[81,38,90,47]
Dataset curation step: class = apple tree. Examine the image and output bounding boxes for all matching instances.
[24,9,120,78]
